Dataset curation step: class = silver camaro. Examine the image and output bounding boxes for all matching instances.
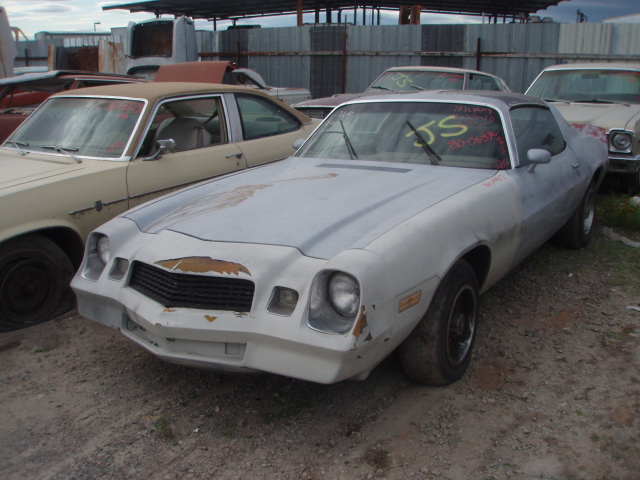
[72,91,608,385]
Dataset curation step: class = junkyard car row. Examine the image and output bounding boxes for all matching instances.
[71,91,607,385]
[0,82,317,331]
[0,61,621,385]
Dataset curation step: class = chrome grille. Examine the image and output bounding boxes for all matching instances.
[128,261,254,312]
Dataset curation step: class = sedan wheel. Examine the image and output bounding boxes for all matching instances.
[399,260,479,386]
[0,236,75,332]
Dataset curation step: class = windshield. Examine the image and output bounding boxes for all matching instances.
[527,69,640,104]
[297,101,510,169]
[5,97,144,158]
[367,71,465,92]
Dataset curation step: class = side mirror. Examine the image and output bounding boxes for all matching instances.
[143,139,176,161]
[526,148,552,172]
[292,138,305,150]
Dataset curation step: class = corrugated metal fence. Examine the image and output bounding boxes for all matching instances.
[14,22,640,94]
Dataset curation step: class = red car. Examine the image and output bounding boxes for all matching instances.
[0,70,145,142]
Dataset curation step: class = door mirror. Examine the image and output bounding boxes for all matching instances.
[526,148,552,172]
[143,139,176,162]
[292,138,305,150]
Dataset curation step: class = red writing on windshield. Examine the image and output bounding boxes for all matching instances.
[103,100,143,114]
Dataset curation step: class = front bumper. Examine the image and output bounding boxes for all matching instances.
[72,226,407,384]
[608,155,640,175]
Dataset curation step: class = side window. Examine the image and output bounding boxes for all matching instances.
[138,96,226,157]
[469,74,501,91]
[510,107,566,166]
[235,94,301,140]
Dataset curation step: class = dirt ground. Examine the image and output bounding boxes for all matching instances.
[1,228,639,480]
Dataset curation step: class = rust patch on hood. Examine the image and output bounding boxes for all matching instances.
[163,308,176,313]
[353,306,368,340]
[147,174,338,231]
[156,257,251,276]
[205,315,217,322]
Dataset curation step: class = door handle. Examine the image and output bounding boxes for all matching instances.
[226,153,244,159]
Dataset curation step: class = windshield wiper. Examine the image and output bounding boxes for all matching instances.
[369,85,393,91]
[11,141,29,156]
[410,84,425,90]
[406,120,440,165]
[42,145,83,163]
[339,120,359,159]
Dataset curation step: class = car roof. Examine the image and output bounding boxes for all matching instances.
[382,66,501,78]
[541,62,640,72]
[0,70,142,87]
[345,89,547,109]
[50,81,314,123]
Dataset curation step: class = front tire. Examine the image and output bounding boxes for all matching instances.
[398,260,479,386]
[620,170,640,194]
[555,179,597,249]
[0,235,75,332]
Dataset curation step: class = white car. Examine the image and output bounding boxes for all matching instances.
[526,62,640,191]
[72,91,607,385]
[294,66,511,119]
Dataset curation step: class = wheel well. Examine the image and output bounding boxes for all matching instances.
[593,166,607,188]
[460,245,491,290]
[10,228,85,270]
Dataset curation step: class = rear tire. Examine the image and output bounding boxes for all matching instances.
[555,179,596,249]
[398,260,478,386]
[0,235,75,332]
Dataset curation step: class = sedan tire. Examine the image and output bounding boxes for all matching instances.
[399,260,478,386]
[0,235,75,332]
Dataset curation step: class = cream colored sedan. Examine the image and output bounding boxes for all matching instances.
[0,82,318,331]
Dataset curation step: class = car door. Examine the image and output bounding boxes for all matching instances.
[507,106,585,263]
[125,94,248,208]
[231,93,309,167]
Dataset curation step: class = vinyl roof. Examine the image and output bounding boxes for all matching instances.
[103,0,562,21]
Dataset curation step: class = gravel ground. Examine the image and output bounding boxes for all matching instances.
[1,228,639,480]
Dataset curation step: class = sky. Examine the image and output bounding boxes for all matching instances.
[2,0,639,39]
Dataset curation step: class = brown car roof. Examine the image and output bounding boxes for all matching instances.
[55,81,313,124]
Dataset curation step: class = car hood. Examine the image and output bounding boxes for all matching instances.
[551,102,640,132]
[0,149,85,190]
[125,157,495,259]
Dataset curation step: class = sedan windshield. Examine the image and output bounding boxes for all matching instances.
[527,69,640,104]
[297,101,510,169]
[368,71,465,92]
[5,97,144,158]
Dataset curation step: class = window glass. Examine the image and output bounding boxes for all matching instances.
[510,107,566,166]
[297,101,510,170]
[8,97,144,158]
[235,94,301,140]
[138,96,225,156]
[469,74,501,91]
[527,69,640,104]
[368,71,464,92]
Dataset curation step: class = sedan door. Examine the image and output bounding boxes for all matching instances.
[125,94,248,208]
[231,92,312,167]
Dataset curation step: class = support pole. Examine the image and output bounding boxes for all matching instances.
[297,0,303,26]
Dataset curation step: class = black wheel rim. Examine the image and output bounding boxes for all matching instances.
[0,257,59,319]
[446,285,477,367]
